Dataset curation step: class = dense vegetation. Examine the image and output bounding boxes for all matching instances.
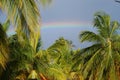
[0,0,120,80]
[73,12,120,80]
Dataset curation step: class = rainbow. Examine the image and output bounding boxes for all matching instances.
[41,21,92,28]
[7,21,92,35]
[40,22,93,49]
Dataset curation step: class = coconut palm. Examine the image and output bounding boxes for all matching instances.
[73,12,120,80]
[0,0,52,51]
[0,0,51,79]
[0,0,41,51]
[42,37,77,80]
[0,34,49,80]
[0,0,51,72]
[0,34,35,80]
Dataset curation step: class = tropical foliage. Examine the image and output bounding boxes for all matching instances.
[0,0,120,80]
[1,34,51,80]
[0,35,78,80]
[0,24,9,69]
[0,0,52,80]
[0,21,10,77]
[73,12,120,80]
[45,37,74,80]
[0,0,46,52]
[1,34,35,80]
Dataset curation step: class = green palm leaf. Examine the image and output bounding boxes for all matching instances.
[0,0,41,51]
[0,24,9,69]
[73,11,120,80]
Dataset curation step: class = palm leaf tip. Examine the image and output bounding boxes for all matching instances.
[28,70,38,79]
[80,31,101,43]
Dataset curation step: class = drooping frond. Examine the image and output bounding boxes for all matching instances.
[109,21,119,38]
[94,12,110,29]
[80,31,104,43]
[46,64,66,80]
[36,38,42,53]
[0,34,35,80]
[0,24,9,69]
[2,20,10,32]
[94,12,111,38]
[33,50,49,74]
[72,43,102,71]
[0,0,52,52]
[0,0,41,51]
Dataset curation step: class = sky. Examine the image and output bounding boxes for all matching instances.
[40,0,120,49]
[40,0,120,23]
[1,0,120,49]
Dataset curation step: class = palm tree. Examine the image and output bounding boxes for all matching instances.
[0,34,49,80]
[0,0,41,51]
[0,34,35,80]
[0,0,51,71]
[0,1,52,79]
[0,0,52,51]
[73,12,120,80]
[43,37,77,80]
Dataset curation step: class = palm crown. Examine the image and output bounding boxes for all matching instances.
[73,12,120,80]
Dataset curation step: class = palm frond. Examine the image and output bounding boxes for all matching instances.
[80,31,104,43]
[0,0,40,51]
[0,24,9,69]
[73,43,102,61]
[82,48,102,79]
[36,38,42,53]
[46,64,66,80]
[110,21,119,38]
[94,12,110,28]
[1,34,35,79]
[39,0,52,6]
[109,59,117,80]
[94,12,111,38]
[28,70,39,80]
[2,20,10,32]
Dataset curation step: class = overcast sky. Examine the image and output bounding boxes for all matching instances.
[1,0,120,49]
[1,0,120,25]
[40,0,120,24]
[40,0,120,49]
